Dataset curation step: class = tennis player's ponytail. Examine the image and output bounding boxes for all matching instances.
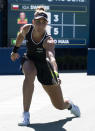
[36,6,45,12]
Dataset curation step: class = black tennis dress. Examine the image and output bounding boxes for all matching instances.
[21,24,58,85]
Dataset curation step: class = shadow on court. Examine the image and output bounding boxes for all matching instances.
[27,117,76,131]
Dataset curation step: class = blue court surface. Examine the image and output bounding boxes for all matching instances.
[0,73,95,131]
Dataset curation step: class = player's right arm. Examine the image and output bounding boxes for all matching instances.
[11,24,31,61]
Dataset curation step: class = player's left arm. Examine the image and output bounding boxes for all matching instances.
[43,37,58,74]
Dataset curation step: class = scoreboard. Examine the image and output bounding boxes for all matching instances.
[8,0,89,48]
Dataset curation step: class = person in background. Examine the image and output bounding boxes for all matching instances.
[17,12,28,24]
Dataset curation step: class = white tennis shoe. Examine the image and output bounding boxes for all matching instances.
[18,112,30,126]
[69,100,81,117]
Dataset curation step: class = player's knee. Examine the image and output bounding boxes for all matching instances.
[25,70,36,81]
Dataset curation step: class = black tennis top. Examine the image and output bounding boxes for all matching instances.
[25,24,51,62]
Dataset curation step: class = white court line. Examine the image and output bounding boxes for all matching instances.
[48,24,87,26]
[62,12,64,37]
[73,13,76,38]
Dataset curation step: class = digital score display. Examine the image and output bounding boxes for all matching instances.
[8,0,89,48]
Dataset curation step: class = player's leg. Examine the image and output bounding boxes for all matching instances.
[22,60,37,112]
[18,59,37,126]
[42,84,70,110]
[42,84,80,117]
[40,60,80,117]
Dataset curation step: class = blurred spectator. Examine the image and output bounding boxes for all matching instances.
[17,12,28,24]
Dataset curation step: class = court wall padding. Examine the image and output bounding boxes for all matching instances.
[0,47,26,75]
[87,48,95,75]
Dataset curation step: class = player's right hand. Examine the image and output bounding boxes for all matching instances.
[11,52,20,61]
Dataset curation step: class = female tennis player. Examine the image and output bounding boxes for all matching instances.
[11,6,80,126]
